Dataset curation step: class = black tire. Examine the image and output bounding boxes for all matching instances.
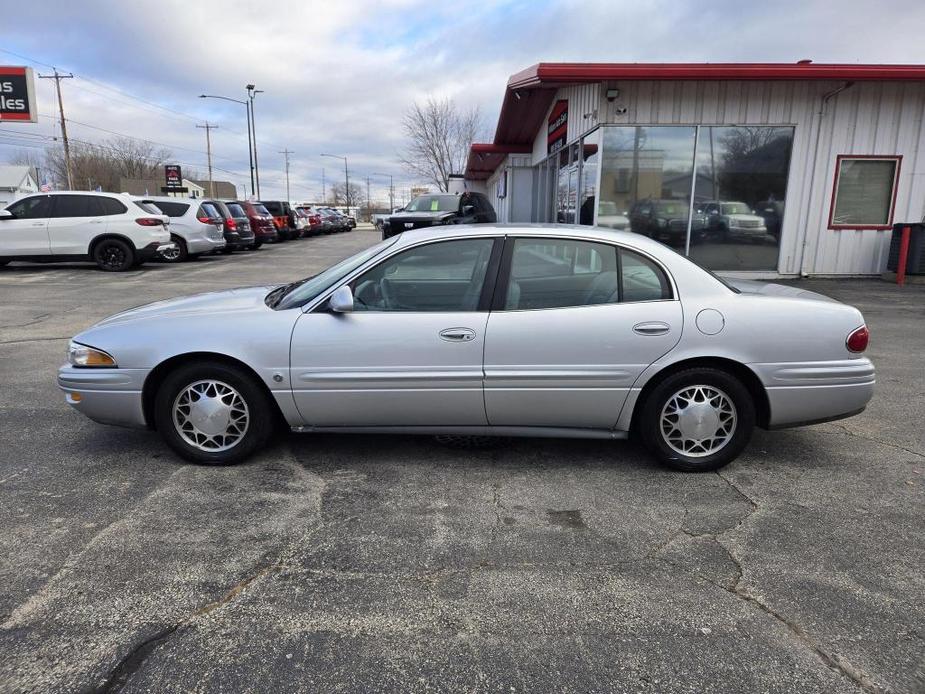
[638,368,755,472]
[249,241,263,250]
[0,260,10,266]
[154,361,275,465]
[162,236,188,263]
[93,238,134,272]
[221,246,234,255]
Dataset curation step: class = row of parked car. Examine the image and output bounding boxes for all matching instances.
[0,191,356,271]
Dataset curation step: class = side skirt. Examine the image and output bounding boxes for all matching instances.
[290,425,629,440]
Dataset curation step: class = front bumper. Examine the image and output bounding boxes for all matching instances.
[752,358,876,428]
[57,365,150,429]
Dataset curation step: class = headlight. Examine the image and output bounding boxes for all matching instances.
[68,341,117,367]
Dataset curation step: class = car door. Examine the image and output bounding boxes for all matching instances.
[289,236,500,427]
[0,195,52,255]
[46,194,107,255]
[483,236,682,429]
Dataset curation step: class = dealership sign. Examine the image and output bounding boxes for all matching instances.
[0,67,37,123]
[164,164,183,189]
[547,99,568,154]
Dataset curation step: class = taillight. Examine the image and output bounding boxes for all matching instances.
[197,216,211,223]
[846,325,869,353]
[227,218,237,230]
[135,218,162,226]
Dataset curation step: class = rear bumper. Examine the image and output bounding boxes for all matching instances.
[254,227,278,241]
[187,236,226,254]
[57,365,150,429]
[139,242,176,261]
[752,358,875,428]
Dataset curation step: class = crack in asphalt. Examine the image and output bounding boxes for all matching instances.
[655,474,888,694]
[89,560,282,694]
[824,422,925,461]
[0,335,71,345]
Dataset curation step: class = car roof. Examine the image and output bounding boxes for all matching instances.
[132,195,197,203]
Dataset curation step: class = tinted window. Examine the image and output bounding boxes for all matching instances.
[151,200,190,217]
[404,195,458,213]
[133,200,162,215]
[52,195,95,218]
[253,204,271,216]
[226,203,246,218]
[505,238,618,310]
[7,195,51,219]
[208,202,230,219]
[262,201,282,214]
[352,238,495,312]
[621,250,672,302]
[99,197,128,215]
[198,203,220,220]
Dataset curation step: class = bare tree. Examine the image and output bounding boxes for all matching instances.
[329,181,365,208]
[399,97,482,192]
[7,148,45,187]
[44,137,172,191]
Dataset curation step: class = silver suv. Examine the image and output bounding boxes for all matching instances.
[136,196,226,262]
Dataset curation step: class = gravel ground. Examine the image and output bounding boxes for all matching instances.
[0,227,922,693]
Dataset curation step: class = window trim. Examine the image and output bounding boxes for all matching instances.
[492,235,675,312]
[827,154,902,231]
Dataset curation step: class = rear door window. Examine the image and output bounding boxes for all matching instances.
[51,194,95,218]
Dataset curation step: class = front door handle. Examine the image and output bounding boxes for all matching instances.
[633,321,670,336]
[439,327,476,342]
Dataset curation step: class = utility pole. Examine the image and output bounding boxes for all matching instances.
[372,173,394,211]
[246,84,264,198]
[39,69,74,189]
[196,122,218,197]
[366,176,370,221]
[279,148,293,201]
[321,168,326,203]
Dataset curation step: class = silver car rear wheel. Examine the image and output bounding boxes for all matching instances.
[659,385,737,457]
[172,379,249,452]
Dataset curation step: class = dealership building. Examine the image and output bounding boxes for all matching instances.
[463,62,925,277]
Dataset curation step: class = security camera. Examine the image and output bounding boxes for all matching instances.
[614,106,628,115]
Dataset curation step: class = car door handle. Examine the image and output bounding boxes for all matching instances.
[633,322,670,336]
[439,328,476,342]
[31,222,45,227]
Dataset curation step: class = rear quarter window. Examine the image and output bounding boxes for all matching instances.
[151,201,190,217]
[620,249,673,302]
[133,200,162,215]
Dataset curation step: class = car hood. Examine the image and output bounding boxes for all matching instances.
[390,211,455,222]
[725,213,763,222]
[91,285,276,328]
[725,279,837,303]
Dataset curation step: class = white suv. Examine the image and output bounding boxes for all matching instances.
[0,192,174,271]
[135,196,226,262]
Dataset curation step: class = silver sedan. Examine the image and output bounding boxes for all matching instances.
[58,225,874,472]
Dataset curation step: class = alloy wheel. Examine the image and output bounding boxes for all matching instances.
[172,379,250,452]
[659,385,737,457]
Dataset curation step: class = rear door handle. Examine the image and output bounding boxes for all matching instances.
[633,322,670,336]
[439,327,476,342]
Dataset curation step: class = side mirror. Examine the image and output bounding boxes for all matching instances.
[328,285,354,313]
[0,209,13,220]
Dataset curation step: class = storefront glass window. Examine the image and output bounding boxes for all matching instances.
[578,131,600,225]
[556,147,577,223]
[689,126,794,271]
[598,126,697,245]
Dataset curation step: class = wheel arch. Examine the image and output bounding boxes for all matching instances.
[88,233,138,256]
[630,356,770,433]
[142,351,287,430]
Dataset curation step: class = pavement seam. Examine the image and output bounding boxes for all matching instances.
[823,422,925,461]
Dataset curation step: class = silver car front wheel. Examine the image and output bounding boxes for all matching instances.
[659,385,737,457]
[173,379,250,452]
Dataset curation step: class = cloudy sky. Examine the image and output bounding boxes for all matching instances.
[2,0,924,202]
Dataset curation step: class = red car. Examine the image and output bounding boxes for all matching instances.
[236,201,279,244]
[296,206,324,235]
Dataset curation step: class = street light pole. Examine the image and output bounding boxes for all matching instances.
[371,173,395,211]
[247,84,264,198]
[198,93,254,196]
[320,153,348,211]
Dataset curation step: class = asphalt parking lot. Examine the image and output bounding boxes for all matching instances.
[0,228,922,693]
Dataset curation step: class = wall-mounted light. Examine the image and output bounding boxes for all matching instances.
[605,88,620,102]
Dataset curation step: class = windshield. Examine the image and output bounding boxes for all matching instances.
[226,203,246,217]
[721,202,752,215]
[654,202,684,216]
[253,204,271,216]
[404,195,458,213]
[273,237,400,310]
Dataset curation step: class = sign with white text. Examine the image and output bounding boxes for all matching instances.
[0,67,37,123]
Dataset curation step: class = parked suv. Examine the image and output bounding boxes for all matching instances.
[236,200,278,245]
[295,205,324,235]
[259,200,297,241]
[628,199,706,248]
[0,191,173,271]
[138,196,226,262]
[700,200,769,242]
[383,192,496,239]
[210,200,256,252]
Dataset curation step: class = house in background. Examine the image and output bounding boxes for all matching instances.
[0,166,39,206]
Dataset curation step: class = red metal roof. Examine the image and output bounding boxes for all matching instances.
[464,143,532,181]
[465,61,925,180]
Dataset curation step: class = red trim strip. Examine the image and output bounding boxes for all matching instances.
[827,155,902,231]
[0,67,27,76]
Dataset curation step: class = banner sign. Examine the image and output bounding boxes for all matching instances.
[0,67,37,123]
[547,99,568,154]
[164,164,183,189]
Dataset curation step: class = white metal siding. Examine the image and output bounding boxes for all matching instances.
[529,79,925,275]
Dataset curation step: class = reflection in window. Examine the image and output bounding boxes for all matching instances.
[598,127,697,244]
[578,132,599,226]
[689,126,794,271]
